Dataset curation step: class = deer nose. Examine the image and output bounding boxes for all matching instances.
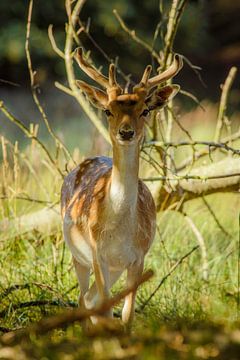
[118,125,135,141]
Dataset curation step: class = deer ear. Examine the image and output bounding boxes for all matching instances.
[145,84,180,111]
[76,80,108,109]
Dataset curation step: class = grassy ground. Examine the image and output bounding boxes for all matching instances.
[1,196,240,358]
[0,125,240,359]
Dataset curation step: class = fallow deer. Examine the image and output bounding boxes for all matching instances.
[61,48,183,324]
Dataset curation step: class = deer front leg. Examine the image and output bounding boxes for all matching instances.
[122,261,144,325]
[84,248,113,322]
[85,269,123,322]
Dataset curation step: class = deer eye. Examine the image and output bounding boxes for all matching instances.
[141,109,150,117]
[104,109,113,117]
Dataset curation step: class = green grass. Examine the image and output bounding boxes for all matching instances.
[0,139,240,359]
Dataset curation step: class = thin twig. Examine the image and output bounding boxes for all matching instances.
[142,171,240,182]
[63,0,110,143]
[145,140,240,156]
[113,9,161,63]
[202,196,230,237]
[48,24,65,59]
[0,101,63,178]
[26,0,74,165]
[162,0,187,68]
[177,129,240,171]
[184,215,208,281]
[0,195,52,205]
[77,19,133,85]
[139,246,199,310]
[0,282,65,301]
[214,67,237,142]
[0,300,77,318]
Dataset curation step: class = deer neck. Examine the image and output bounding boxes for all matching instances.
[109,142,139,213]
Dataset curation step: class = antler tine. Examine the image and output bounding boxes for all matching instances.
[147,54,183,90]
[140,65,152,85]
[74,47,109,89]
[109,63,117,87]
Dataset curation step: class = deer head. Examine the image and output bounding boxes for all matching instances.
[75,48,183,146]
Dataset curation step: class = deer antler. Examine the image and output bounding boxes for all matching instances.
[74,48,122,99]
[135,54,183,93]
[74,47,109,89]
[147,54,183,90]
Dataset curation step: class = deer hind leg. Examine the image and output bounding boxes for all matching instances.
[72,257,90,331]
[122,261,144,325]
[72,257,90,308]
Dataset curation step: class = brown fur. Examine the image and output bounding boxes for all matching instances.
[60,49,182,325]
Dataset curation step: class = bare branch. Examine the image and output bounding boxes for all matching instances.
[184,215,208,281]
[214,67,237,142]
[145,140,240,156]
[26,0,74,165]
[113,9,161,63]
[48,24,65,59]
[63,0,110,143]
[0,102,64,178]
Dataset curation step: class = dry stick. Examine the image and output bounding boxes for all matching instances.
[142,171,240,182]
[1,270,153,345]
[1,135,51,199]
[140,246,199,310]
[0,102,63,178]
[214,67,237,142]
[62,0,110,143]
[202,196,230,237]
[184,215,208,281]
[77,19,133,86]
[182,55,206,89]
[25,0,74,166]
[179,89,204,109]
[145,140,240,156]
[0,195,52,205]
[162,0,187,180]
[162,0,187,68]
[0,282,65,301]
[113,9,161,63]
[178,129,240,171]
[0,300,76,318]
[168,107,193,141]
[48,24,65,59]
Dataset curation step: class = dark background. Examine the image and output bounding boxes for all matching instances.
[0,0,240,148]
[1,1,240,96]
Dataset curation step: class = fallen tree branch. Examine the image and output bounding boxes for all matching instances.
[0,205,61,241]
[1,270,153,344]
